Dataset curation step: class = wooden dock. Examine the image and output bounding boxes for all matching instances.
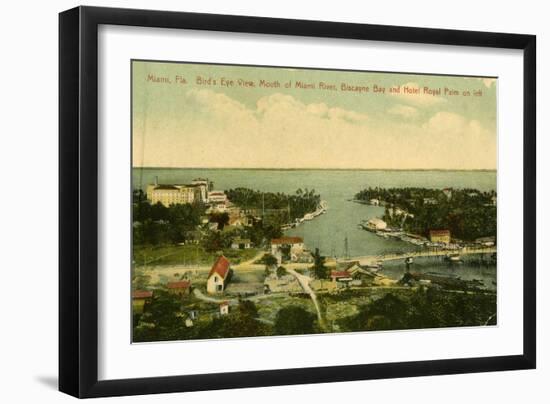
[340,246,497,266]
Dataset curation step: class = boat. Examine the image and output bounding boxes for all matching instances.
[446,253,461,262]
[365,263,382,272]
[303,213,314,221]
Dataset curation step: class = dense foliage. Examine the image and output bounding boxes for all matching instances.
[133,294,270,342]
[355,187,497,241]
[274,305,318,335]
[132,190,206,245]
[339,288,496,332]
[133,188,286,251]
[226,187,321,224]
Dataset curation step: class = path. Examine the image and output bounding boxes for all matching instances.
[193,288,237,304]
[286,268,324,327]
[233,250,266,272]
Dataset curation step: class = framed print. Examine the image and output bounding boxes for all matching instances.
[59,6,536,398]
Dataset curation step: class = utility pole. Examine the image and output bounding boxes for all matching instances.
[287,199,291,222]
[344,235,349,260]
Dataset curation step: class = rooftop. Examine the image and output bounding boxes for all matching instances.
[429,229,451,236]
[331,270,352,278]
[153,184,179,190]
[132,290,153,299]
[232,238,251,244]
[208,255,231,279]
[271,236,303,245]
[166,280,191,289]
[341,261,361,271]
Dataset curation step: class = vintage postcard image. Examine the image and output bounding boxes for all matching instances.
[131,60,497,342]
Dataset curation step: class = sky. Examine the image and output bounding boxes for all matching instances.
[132,60,497,170]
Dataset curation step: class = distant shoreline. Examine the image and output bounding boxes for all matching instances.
[132,167,497,172]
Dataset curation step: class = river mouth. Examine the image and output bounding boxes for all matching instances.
[134,167,497,264]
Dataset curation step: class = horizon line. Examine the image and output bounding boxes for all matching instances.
[132,166,497,172]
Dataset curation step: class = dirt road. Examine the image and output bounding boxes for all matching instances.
[285,268,324,327]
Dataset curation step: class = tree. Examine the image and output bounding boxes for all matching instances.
[132,272,151,290]
[210,212,230,230]
[202,230,231,252]
[132,290,196,342]
[196,300,269,339]
[383,205,391,222]
[237,299,258,318]
[274,305,316,335]
[276,266,287,278]
[264,254,278,269]
[132,196,206,246]
[311,248,328,279]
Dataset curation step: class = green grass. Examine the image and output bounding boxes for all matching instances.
[133,244,260,266]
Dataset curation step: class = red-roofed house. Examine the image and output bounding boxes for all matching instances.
[207,255,232,294]
[429,229,451,244]
[270,236,304,264]
[132,290,153,314]
[132,290,153,299]
[166,280,191,296]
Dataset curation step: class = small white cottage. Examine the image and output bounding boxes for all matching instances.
[220,302,229,316]
[206,255,232,294]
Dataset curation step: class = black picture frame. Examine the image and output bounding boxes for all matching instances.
[59,6,536,398]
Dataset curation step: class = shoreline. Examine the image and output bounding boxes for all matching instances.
[281,200,328,230]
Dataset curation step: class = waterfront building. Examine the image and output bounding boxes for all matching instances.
[442,188,453,199]
[270,237,304,264]
[166,280,191,296]
[330,270,353,287]
[342,262,377,283]
[206,255,232,294]
[369,198,380,206]
[429,229,451,244]
[366,217,387,231]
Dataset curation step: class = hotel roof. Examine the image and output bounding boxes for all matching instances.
[154,184,179,190]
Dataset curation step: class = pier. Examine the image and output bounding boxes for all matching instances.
[339,246,496,267]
